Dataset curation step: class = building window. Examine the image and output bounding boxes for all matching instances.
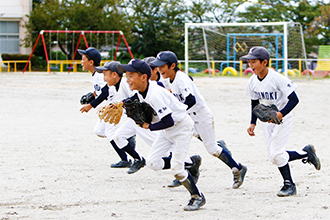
[0,21,20,54]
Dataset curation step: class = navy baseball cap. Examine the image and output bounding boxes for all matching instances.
[118,58,151,79]
[95,61,123,76]
[151,51,178,67]
[77,47,101,66]
[240,47,270,61]
[142,56,157,67]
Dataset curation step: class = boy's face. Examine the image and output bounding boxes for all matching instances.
[126,71,147,92]
[247,59,268,76]
[103,70,117,86]
[81,54,93,71]
[157,63,175,79]
[150,67,158,81]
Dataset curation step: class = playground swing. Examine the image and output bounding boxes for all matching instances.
[23,30,134,73]
[64,31,72,70]
[65,32,75,70]
[49,31,59,70]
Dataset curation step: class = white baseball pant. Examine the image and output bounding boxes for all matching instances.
[189,106,222,157]
[262,113,293,167]
[146,114,194,181]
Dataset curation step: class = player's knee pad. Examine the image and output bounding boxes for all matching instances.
[94,128,105,138]
[146,158,163,171]
[269,152,289,167]
[204,142,222,157]
[173,169,188,181]
[113,136,128,149]
[171,160,186,178]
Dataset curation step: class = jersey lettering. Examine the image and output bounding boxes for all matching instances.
[158,107,167,114]
[173,93,185,102]
[255,91,277,100]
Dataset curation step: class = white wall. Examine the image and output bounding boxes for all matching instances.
[0,0,32,54]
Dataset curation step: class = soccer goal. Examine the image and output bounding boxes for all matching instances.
[184,22,308,78]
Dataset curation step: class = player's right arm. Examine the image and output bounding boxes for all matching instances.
[247,99,259,136]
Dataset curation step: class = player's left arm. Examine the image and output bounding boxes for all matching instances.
[277,91,299,121]
[146,113,174,130]
[184,94,196,110]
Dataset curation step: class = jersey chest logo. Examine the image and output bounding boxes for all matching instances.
[94,84,101,91]
[255,91,278,100]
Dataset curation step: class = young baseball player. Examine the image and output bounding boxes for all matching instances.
[151,51,247,189]
[78,47,107,137]
[241,46,321,197]
[80,61,142,172]
[142,56,171,90]
[118,58,205,211]
[111,57,201,176]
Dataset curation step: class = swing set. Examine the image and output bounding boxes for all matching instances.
[23,30,133,73]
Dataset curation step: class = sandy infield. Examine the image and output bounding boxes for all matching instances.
[0,72,329,220]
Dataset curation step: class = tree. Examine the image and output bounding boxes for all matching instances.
[305,3,330,47]
[23,0,131,60]
[236,0,329,54]
[124,0,187,59]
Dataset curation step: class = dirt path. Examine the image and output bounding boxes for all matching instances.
[0,72,329,219]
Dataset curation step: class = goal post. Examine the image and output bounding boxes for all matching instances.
[184,22,308,78]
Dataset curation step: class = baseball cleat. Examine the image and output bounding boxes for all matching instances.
[302,144,321,170]
[277,180,296,197]
[127,157,145,174]
[217,140,232,156]
[167,155,202,188]
[232,164,247,189]
[110,159,132,168]
[184,193,206,211]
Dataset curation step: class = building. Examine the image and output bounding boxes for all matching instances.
[0,0,32,55]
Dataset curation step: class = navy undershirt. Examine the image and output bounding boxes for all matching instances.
[90,85,109,108]
[184,94,196,110]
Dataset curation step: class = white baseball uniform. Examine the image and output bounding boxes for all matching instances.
[159,75,171,90]
[245,68,297,167]
[92,71,107,137]
[138,81,194,181]
[169,70,223,157]
[95,78,133,141]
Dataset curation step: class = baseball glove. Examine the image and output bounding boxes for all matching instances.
[98,102,123,124]
[252,104,282,124]
[123,99,154,126]
[80,92,95,105]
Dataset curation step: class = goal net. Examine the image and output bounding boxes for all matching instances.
[184,22,308,78]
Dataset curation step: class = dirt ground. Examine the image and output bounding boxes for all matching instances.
[0,72,329,220]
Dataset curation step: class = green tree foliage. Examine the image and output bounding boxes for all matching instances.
[124,0,187,59]
[305,3,330,48]
[24,0,330,61]
[237,0,329,54]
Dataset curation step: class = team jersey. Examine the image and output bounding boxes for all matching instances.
[105,77,133,104]
[92,71,106,96]
[169,70,207,113]
[91,77,133,108]
[159,75,171,90]
[245,68,297,110]
[136,81,187,124]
